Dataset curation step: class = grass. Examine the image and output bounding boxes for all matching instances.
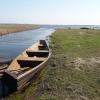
[7,29,100,100]
[0,24,39,36]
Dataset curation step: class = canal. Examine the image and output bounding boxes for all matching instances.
[0,28,55,61]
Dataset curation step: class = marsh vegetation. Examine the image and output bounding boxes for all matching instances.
[0,24,39,36]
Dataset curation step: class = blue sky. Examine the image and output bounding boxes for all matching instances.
[0,0,100,25]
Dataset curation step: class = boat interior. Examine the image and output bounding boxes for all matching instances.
[7,40,49,75]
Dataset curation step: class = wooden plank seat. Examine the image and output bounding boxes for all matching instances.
[17,57,46,68]
[26,50,49,57]
[40,40,46,45]
[38,44,47,50]
[39,40,49,50]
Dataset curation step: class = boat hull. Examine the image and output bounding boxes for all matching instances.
[1,40,51,95]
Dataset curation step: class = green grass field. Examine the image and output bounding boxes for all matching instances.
[7,29,100,100]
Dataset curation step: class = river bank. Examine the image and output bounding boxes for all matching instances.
[0,24,39,36]
[5,29,100,100]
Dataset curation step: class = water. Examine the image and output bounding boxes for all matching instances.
[0,28,55,60]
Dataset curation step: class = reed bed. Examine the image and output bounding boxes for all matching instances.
[0,24,39,36]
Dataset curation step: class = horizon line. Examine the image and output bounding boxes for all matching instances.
[0,23,100,26]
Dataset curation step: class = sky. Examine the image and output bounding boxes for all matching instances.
[0,0,100,25]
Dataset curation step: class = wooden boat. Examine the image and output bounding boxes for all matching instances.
[2,40,51,93]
